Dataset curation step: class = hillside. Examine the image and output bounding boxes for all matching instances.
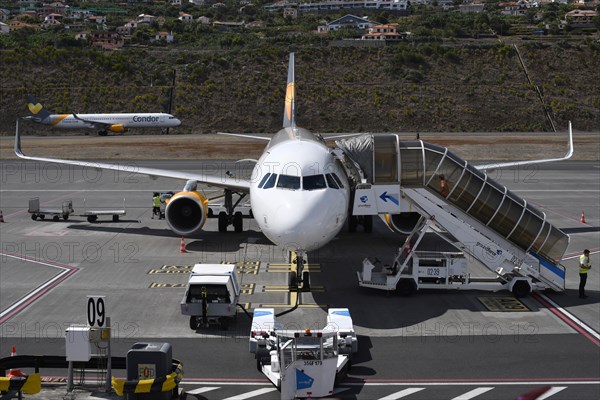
[1,41,599,135]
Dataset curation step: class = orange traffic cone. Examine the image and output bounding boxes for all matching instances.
[581,211,586,224]
[179,236,187,253]
[0,210,4,223]
[8,345,26,378]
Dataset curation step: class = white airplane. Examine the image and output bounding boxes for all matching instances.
[24,95,181,136]
[15,53,573,287]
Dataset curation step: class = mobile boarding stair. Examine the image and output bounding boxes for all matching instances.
[336,136,568,297]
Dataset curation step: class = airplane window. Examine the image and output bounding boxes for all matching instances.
[303,175,326,191]
[263,173,277,189]
[277,175,300,190]
[258,173,272,189]
[325,174,339,189]
[332,173,345,189]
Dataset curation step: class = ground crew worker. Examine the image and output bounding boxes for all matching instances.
[438,174,450,197]
[579,249,591,299]
[152,192,161,219]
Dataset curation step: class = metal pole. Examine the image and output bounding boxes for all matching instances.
[105,317,112,392]
[67,361,73,392]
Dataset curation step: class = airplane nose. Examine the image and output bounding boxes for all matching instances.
[174,118,182,127]
[263,193,345,251]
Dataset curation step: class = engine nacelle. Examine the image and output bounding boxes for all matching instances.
[383,212,422,234]
[109,124,127,133]
[165,191,208,236]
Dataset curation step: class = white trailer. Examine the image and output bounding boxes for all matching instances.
[249,308,357,399]
[29,197,74,221]
[81,198,126,222]
[181,264,241,330]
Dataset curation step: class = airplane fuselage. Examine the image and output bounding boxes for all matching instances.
[250,127,350,252]
[35,113,181,129]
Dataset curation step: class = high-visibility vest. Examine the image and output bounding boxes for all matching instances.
[153,196,161,207]
[579,255,591,274]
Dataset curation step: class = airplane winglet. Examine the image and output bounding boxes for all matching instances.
[565,120,574,159]
[475,122,574,171]
[283,53,296,128]
[15,119,23,158]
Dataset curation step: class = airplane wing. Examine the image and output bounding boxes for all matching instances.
[72,113,113,129]
[319,133,364,140]
[216,132,271,141]
[474,122,573,171]
[14,121,251,192]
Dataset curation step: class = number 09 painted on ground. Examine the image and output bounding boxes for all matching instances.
[87,296,106,327]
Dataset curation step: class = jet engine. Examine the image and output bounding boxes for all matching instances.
[165,191,208,236]
[383,212,422,234]
[109,124,127,133]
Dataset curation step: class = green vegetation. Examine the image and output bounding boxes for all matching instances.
[1,42,599,134]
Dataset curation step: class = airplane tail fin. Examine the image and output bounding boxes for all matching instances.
[26,95,51,121]
[282,53,296,128]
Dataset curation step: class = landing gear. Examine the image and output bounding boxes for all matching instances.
[98,130,108,136]
[217,189,247,232]
[289,252,310,292]
[233,212,243,232]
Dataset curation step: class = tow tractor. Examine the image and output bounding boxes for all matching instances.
[181,264,241,330]
[249,308,358,399]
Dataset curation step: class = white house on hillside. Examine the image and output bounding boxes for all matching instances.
[317,14,374,32]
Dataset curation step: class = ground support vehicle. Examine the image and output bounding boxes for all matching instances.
[249,308,358,399]
[181,264,240,330]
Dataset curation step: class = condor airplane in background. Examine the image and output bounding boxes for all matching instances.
[16,53,573,288]
[24,95,181,135]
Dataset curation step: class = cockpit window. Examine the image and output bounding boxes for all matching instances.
[332,173,345,189]
[258,173,272,189]
[325,174,339,189]
[303,175,327,191]
[263,173,277,189]
[277,174,300,190]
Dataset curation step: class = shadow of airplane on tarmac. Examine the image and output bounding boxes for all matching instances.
[561,226,600,234]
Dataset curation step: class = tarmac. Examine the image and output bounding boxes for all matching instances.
[0,159,599,399]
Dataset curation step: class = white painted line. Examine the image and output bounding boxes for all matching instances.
[562,250,600,261]
[0,253,78,323]
[179,382,271,386]
[537,386,567,399]
[221,388,277,400]
[378,387,425,399]
[186,387,220,395]
[451,387,494,399]
[178,380,600,387]
[538,293,600,341]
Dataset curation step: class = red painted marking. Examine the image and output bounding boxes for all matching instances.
[533,293,600,348]
[528,200,585,225]
[345,377,600,383]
